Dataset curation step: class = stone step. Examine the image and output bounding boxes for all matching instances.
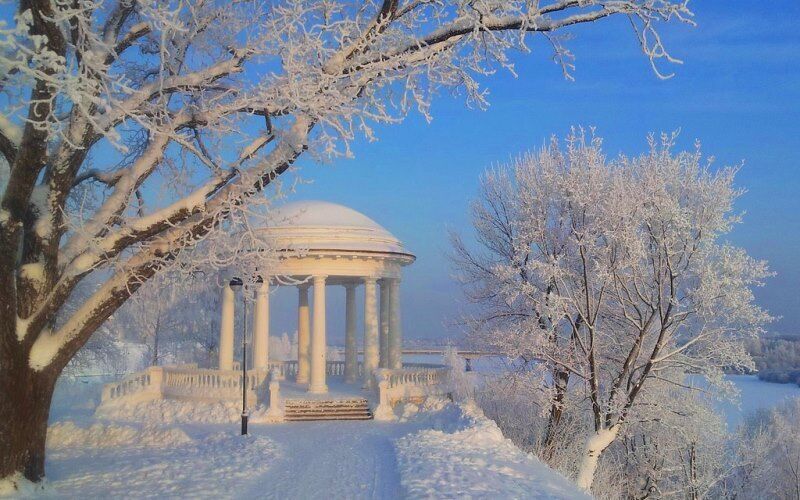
[285,406,370,413]
[285,414,373,421]
[285,399,368,408]
[283,398,373,421]
[286,410,372,417]
[285,406,371,413]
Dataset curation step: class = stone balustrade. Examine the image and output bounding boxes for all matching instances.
[102,370,153,402]
[161,367,262,403]
[267,360,297,380]
[101,365,266,407]
[372,363,452,420]
[99,360,449,417]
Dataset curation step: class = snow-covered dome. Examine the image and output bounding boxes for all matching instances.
[264,200,414,259]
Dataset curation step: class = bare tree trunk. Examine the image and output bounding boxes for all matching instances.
[152,333,159,366]
[576,425,621,491]
[541,368,569,460]
[152,316,160,367]
[0,357,59,483]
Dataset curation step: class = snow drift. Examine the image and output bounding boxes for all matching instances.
[47,421,192,450]
[95,398,244,424]
[395,401,588,499]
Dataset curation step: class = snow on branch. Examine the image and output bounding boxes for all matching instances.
[451,129,771,489]
[0,0,693,373]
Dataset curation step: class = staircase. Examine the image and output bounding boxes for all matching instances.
[284,398,373,421]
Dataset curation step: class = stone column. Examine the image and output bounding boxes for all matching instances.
[218,282,235,370]
[363,277,379,388]
[344,284,358,383]
[379,280,390,368]
[309,275,328,394]
[252,280,270,371]
[388,278,403,369]
[296,285,311,384]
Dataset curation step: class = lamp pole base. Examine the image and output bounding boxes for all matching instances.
[241,413,249,435]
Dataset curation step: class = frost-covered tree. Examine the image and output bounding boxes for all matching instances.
[729,398,800,500]
[111,267,231,368]
[594,379,731,499]
[452,131,772,491]
[0,0,694,484]
[114,274,184,367]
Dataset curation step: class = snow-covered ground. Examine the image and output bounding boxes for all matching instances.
[395,402,589,499]
[4,378,587,499]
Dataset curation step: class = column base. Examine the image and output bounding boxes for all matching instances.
[307,384,328,394]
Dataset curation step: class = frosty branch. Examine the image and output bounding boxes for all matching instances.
[453,131,772,491]
[0,0,692,484]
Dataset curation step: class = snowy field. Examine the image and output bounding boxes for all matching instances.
[5,378,586,499]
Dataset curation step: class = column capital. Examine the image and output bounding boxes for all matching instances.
[362,276,378,285]
[312,274,328,283]
[343,283,358,291]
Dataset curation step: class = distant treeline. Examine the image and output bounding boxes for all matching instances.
[746,336,800,386]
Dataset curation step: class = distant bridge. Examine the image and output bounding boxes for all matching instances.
[354,348,502,371]
[401,349,500,358]
[354,349,500,358]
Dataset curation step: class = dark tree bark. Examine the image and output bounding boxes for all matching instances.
[0,359,59,482]
[542,368,570,458]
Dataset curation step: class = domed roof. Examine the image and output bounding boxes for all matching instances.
[264,200,414,259]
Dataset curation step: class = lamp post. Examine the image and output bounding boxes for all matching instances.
[229,277,248,436]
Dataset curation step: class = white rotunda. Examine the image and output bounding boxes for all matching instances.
[100,201,451,422]
[217,200,416,394]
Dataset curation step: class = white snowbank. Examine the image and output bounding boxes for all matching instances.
[47,421,192,450]
[40,431,279,499]
[96,398,247,424]
[0,474,45,498]
[395,401,589,499]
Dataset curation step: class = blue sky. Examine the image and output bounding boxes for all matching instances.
[268,1,800,341]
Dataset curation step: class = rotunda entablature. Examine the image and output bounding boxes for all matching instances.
[258,200,415,282]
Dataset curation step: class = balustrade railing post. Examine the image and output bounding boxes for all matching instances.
[264,368,285,423]
[373,369,396,421]
[147,366,165,398]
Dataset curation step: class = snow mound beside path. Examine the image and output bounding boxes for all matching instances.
[47,421,192,450]
[395,401,589,499]
[96,398,245,424]
[40,431,279,499]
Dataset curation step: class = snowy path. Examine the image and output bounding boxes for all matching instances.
[33,380,587,499]
[41,413,429,499]
[242,421,425,499]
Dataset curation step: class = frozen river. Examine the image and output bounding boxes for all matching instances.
[716,374,800,428]
[409,353,800,430]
